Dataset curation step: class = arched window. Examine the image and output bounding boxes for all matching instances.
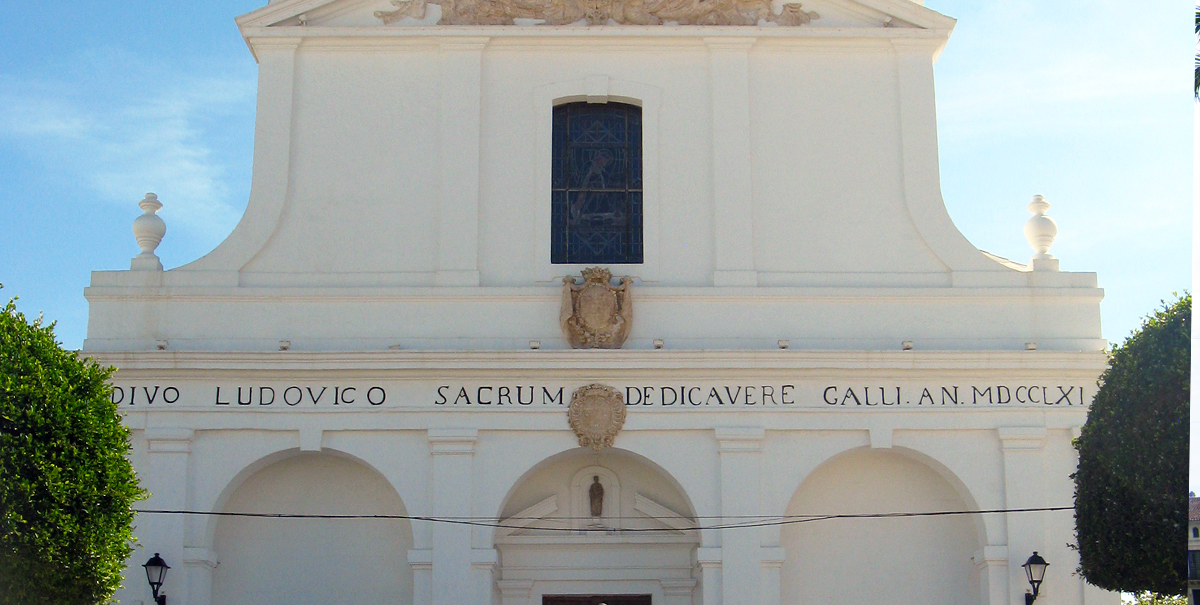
[551,102,643,265]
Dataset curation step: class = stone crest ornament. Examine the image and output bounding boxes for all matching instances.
[375,0,818,26]
[560,267,633,349]
[568,384,626,451]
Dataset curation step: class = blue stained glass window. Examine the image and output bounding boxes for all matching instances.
[551,102,643,265]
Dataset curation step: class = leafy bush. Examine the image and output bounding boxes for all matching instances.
[1129,592,1187,605]
[1074,294,1189,594]
[0,293,144,605]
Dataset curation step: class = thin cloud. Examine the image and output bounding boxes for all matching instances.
[933,1,1187,142]
[0,64,256,243]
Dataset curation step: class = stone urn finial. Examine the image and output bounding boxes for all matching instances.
[131,193,165,271]
[1023,195,1059,272]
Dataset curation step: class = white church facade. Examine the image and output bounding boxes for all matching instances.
[84,0,1117,604]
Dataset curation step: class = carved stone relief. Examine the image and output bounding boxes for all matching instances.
[375,0,818,26]
[567,383,627,451]
[560,267,633,350]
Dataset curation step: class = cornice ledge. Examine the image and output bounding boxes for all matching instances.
[81,349,1110,373]
[239,24,952,41]
[82,283,1105,303]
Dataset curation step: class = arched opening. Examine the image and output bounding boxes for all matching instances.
[495,448,698,605]
[780,448,981,605]
[211,452,414,605]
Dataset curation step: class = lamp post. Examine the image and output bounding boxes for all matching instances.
[1022,551,1049,605]
[143,553,170,605]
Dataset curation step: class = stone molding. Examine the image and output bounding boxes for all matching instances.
[470,548,499,570]
[408,548,434,571]
[759,546,786,569]
[182,547,218,570]
[971,544,1008,570]
[497,579,535,598]
[428,428,479,454]
[145,427,194,452]
[997,426,1048,451]
[696,546,722,568]
[660,578,698,596]
[715,426,764,452]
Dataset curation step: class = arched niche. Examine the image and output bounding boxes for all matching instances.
[211,452,415,605]
[780,448,982,605]
[494,448,699,605]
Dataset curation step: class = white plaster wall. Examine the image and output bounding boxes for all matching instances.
[780,448,981,605]
[749,46,947,278]
[211,453,415,605]
[235,39,947,285]
[242,49,441,279]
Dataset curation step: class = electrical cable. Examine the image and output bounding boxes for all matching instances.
[132,505,1072,533]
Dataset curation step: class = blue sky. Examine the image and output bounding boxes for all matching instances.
[0,3,1194,473]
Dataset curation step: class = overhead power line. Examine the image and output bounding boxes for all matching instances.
[132,505,1072,533]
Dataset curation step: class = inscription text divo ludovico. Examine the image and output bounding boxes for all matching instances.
[111,382,1091,408]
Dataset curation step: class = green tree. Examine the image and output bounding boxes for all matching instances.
[0,292,144,605]
[1130,592,1187,605]
[1074,294,1190,595]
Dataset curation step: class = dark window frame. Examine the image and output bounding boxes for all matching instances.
[550,102,644,265]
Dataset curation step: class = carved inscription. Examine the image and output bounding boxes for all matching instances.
[110,382,1090,409]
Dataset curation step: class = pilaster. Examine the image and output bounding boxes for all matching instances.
[999,426,1047,605]
[471,548,499,604]
[409,549,434,605]
[759,546,785,605]
[143,428,194,604]
[697,546,723,605]
[974,544,1010,605]
[705,37,757,287]
[182,547,218,605]
[429,428,478,605]
[715,427,764,605]
[436,37,487,286]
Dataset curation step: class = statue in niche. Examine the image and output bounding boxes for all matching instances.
[589,475,605,518]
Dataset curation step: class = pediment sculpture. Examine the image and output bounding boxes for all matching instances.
[568,384,627,451]
[376,0,818,26]
[560,267,633,349]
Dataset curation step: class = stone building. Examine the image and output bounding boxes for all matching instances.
[86,0,1117,603]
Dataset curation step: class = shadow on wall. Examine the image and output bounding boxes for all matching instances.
[781,448,982,605]
[212,453,415,605]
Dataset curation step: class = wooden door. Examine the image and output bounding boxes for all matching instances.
[542,595,652,605]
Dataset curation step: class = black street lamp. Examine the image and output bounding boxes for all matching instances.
[143,553,170,605]
[1022,551,1049,605]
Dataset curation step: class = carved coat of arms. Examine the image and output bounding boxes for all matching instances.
[560,267,633,349]
[568,384,626,451]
